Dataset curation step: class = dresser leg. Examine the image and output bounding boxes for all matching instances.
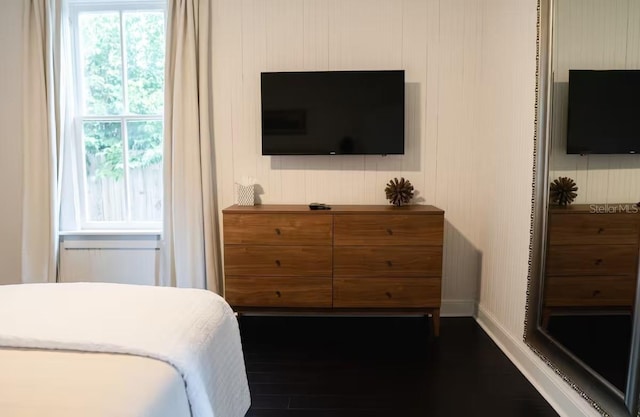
[431,309,440,337]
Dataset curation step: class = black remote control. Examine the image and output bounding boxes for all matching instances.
[309,203,331,210]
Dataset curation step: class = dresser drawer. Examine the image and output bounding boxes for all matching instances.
[548,213,640,246]
[224,246,332,277]
[334,214,443,246]
[224,214,332,245]
[545,245,638,276]
[333,246,442,278]
[544,276,636,307]
[333,278,441,308]
[226,277,332,307]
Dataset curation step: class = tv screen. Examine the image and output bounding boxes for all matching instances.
[567,69,640,154]
[261,70,405,155]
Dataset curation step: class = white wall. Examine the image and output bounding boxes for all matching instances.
[59,236,161,286]
[0,0,23,285]
[549,0,640,204]
[212,0,485,314]
[475,0,537,336]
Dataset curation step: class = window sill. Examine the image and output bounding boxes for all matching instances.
[59,230,161,237]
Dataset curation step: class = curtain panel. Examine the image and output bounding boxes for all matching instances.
[161,0,220,291]
[22,0,65,283]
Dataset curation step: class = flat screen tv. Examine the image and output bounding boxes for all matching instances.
[261,70,405,155]
[567,69,640,154]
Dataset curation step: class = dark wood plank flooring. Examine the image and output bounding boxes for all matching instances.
[239,316,559,417]
[547,314,631,393]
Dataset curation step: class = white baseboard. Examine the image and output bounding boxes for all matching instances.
[441,299,476,317]
[476,305,600,417]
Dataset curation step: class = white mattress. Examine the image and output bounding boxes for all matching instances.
[0,348,191,417]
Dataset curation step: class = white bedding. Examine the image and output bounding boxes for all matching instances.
[0,283,251,417]
[0,348,191,417]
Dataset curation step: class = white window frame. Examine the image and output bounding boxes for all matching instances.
[68,0,165,231]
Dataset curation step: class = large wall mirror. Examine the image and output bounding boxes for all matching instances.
[527,0,640,415]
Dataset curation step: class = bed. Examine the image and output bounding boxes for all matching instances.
[0,283,251,417]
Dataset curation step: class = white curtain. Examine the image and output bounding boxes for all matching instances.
[161,0,220,291]
[22,0,71,283]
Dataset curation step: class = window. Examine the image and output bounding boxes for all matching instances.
[69,1,165,229]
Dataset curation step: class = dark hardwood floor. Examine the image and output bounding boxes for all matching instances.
[239,316,559,417]
[547,314,631,393]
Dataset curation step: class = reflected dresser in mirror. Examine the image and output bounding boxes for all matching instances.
[543,204,640,327]
[542,204,640,393]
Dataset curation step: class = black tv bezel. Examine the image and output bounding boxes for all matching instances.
[260,70,405,156]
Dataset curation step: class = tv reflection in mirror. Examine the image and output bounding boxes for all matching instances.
[567,69,640,155]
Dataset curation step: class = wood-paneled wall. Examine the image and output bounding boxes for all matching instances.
[474,0,537,339]
[212,0,486,311]
[549,0,640,204]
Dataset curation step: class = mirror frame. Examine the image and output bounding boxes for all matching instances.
[524,0,640,416]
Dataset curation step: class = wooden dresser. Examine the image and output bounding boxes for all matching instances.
[223,204,444,335]
[543,204,640,326]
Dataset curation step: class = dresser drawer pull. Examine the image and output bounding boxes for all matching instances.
[595,258,603,266]
[386,228,393,235]
[597,228,605,234]
[386,260,393,267]
[275,291,281,297]
[275,260,281,267]
[385,292,392,299]
[275,228,281,235]
[592,290,601,297]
